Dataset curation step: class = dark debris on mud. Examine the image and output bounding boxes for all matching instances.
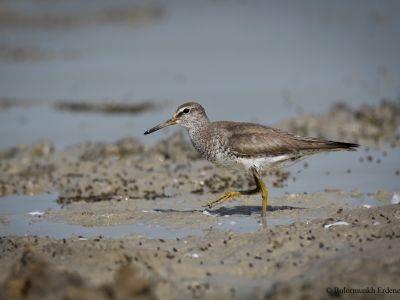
[0,44,51,62]
[55,100,157,115]
[0,3,164,29]
[278,98,400,148]
[1,205,399,300]
[0,132,289,203]
[1,99,400,203]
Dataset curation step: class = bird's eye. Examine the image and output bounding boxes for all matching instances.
[183,108,190,114]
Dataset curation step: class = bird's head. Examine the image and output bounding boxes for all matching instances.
[144,102,208,135]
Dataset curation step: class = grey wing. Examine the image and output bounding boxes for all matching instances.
[227,123,341,157]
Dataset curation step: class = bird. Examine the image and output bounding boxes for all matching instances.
[144,102,359,221]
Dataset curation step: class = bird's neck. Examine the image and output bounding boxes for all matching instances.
[187,118,209,136]
[187,119,209,153]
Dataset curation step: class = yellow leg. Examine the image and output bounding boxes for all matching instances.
[204,168,268,211]
[205,191,245,208]
[252,169,269,218]
[260,178,269,218]
[203,167,269,228]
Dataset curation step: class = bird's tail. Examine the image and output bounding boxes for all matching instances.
[323,140,359,151]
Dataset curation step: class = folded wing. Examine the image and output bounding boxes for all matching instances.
[222,122,358,157]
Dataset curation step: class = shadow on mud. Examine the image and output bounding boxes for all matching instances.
[154,204,303,216]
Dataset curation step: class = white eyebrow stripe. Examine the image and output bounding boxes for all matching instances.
[177,107,190,114]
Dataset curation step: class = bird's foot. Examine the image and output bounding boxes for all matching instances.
[203,191,242,208]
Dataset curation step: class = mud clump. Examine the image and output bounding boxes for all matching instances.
[0,44,50,62]
[111,265,156,300]
[0,3,164,29]
[55,101,157,115]
[0,249,157,300]
[79,137,144,160]
[278,98,400,148]
[0,139,53,160]
[1,250,89,300]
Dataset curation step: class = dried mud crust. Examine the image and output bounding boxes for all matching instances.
[1,205,399,300]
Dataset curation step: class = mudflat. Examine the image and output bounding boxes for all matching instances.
[1,100,399,299]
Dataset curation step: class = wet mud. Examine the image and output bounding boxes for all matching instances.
[0,44,51,63]
[1,99,400,299]
[55,100,158,115]
[0,3,164,29]
[0,132,289,201]
[278,98,400,148]
[1,205,400,300]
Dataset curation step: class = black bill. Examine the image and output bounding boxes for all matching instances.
[144,117,177,135]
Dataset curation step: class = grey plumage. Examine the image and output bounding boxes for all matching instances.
[166,103,359,170]
[195,121,357,157]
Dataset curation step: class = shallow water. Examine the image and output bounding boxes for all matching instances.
[283,147,400,195]
[0,193,204,239]
[1,0,400,148]
[0,179,391,239]
[0,148,397,239]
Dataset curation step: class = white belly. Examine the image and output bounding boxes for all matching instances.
[236,155,293,171]
[213,152,297,172]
